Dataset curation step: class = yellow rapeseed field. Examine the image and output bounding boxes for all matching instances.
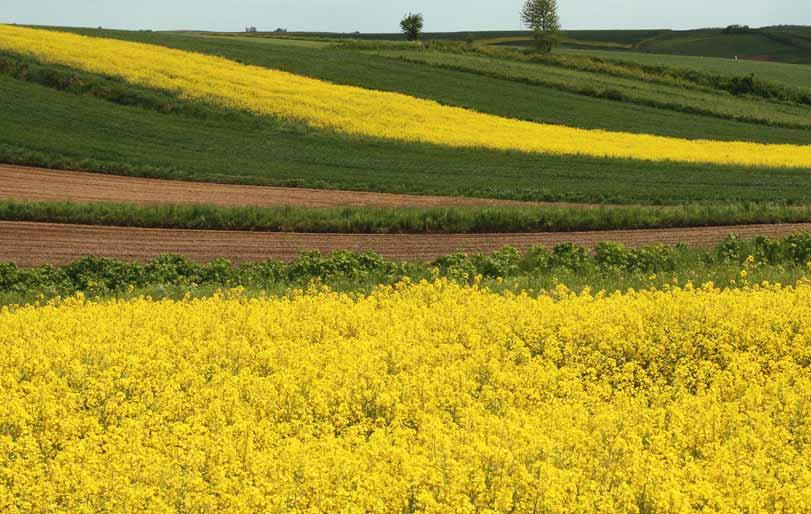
[2,280,811,513]
[1,25,810,168]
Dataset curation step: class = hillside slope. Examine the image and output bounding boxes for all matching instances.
[637,28,811,64]
[0,26,809,206]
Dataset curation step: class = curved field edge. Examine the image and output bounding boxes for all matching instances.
[555,47,811,91]
[361,47,811,131]
[38,26,811,146]
[65,27,811,90]
[7,80,811,207]
[3,232,811,305]
[2,25,811,168]
[3,221,811,266]
[3,41,806,150]
[5,198,811,235]
[0,165,560,209]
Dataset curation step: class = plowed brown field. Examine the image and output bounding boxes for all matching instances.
[3,221,810,266]
[0,164,559,208]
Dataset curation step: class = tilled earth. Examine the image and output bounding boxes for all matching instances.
[0,164,566,208]
[3,221,811,266]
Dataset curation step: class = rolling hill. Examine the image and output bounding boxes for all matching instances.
[4,20,811,514]
[0,24,809,266]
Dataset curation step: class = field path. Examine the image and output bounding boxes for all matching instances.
[3,221,810,266]
[0,164,571,209]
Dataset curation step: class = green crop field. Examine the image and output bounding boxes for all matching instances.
[45,28,811,133]
[493,26,811,64]
[562,30,670,46]
[636,28,811,64]
[364,47,811,130]
[0,25,809,227]
[0,29,809,208]
[58,27,775,141]
[8,71,811,206]
[557,48,811,91]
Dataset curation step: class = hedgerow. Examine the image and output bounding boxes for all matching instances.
[3,234,811,302]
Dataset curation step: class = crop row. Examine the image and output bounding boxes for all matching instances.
[361,43,811,129]
[7,81,811,207]
[2,233,811,303]
[6,199,811,234]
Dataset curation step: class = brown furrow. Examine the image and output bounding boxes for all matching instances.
[3,221,811,266]
[0,164,581,209]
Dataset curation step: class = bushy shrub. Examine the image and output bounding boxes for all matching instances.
[471,247,521,277]
[0,262,19,291]
[199,258,235,286]
[287,251,397,281]
[521,246,552,273]
[433,252,477,281]
[782,233,811,263]
[595,243,678,272]
[729,74,756,96]
[594,242,632,271]
[63,256,139,292]
[716,233,811,265]
[716,235,747,263]
[142,254,202,286]
[2,234,810,301]
[549,243,591,271]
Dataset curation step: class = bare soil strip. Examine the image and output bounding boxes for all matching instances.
[3,221,810,266]
[0,164,562,208]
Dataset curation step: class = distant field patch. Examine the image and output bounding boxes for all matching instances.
[370,48,811,129]
[2,25,810,169]
[557,48,811,91]
[199,34,330,48]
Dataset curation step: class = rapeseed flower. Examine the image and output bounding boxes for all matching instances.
[1,280,811,512]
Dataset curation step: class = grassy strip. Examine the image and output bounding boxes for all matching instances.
[637,28,811,65]
[357,45,811,130]
[592,52,811,104]
[2,234,810,305]
[346,39,811,105]
[0,50,224,120]
[4,199,811,234]
[0,49,301,131]
[482,43,811,102]
[556,48,811,91]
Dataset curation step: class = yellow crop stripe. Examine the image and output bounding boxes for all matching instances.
[1,25,810,168]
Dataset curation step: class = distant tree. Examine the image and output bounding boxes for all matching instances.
[521,0,561,53]
[400,12,424,41]
[724,24,751,34]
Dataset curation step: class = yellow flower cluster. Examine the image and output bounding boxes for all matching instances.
[1,25,810,169]
[2,280,811,513]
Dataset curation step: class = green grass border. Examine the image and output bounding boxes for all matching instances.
[3,199,811,234]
